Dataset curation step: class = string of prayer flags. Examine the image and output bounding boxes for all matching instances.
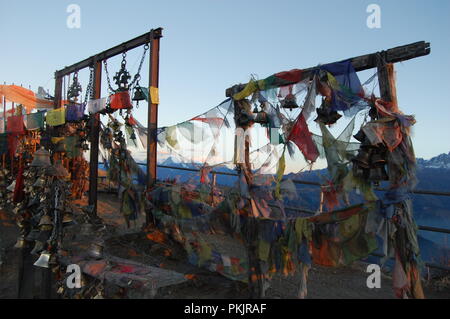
[87,97,107,114]
[165,126,179,149]
[46,107,66,126]
[26,111,45,130]
[64,136,81,158]
[66,103,85,122]
[321,60,363,112]
[6,115,25,134]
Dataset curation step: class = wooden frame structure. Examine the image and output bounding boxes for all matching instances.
[53,28,162,215]
[226,41,430,298]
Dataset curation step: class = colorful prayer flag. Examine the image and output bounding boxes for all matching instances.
[46,107,66,126]
[87,98,107,114]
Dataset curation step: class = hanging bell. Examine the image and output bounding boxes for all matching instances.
[369,166,389,182]
[14,237,27,249]
[31,147,51,168]
[33,250,51,268]
[353,130,366,143]
[88,242,104,259]
[132,86,146,102]
[31,241,45,255]
[371,153,386,166]
[62,213,75,226]
[314,107,342,125]
[353,150,371,169]
[38,215,53,227]
[280,94,299,110]
[33,177,46,188]
[53,160,69,178]
[7,181,16,192]
[252,111,269,124]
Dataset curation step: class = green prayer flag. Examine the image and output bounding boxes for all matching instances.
[26,111,45,130]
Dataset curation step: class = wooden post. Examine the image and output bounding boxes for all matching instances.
[88,61,102,214]
[147,29,162,189]
[376,52,393,102]
[145,29,162,226]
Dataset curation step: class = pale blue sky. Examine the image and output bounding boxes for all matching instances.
[0,0,449,159]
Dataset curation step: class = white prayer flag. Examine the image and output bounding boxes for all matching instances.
[87,97,107,114]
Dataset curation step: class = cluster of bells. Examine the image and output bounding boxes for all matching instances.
[235,99,269,127]
[12,147,75,269]
[314,99,342,125]
[351,130,389,183]
[278,92,342,125]
[0,169,12,207]
[56,275,105,299]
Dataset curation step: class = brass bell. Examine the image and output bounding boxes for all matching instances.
[33,177,46,188]
[46,161,69,178]
[31,241,45,255]
[54,160,69,178]
[88,242,104,259]
[62,213,75,226]
[371,153,386,165]
[7,181,16,192]
[353,150,371,169]
[353,130,366,143]
[14,237,27,249]
[38,215,53,227]
[369,166,389,182]
[314,107,342,125]
[280,94,299,110]
[132,86,147,102]
[252,111,269,124]
[352,164,366,179]
[33,250,51,268]
[31,147,51,167]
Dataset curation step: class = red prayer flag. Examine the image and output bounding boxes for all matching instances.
[288,113,319,162]
[275,69,303,83]
[6,115,24,134]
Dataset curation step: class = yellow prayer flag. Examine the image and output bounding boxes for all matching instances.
[150,86,159,104]
[46,107,66,126]
[51,137,65,144]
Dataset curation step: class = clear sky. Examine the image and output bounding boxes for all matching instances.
[0,0,449,160]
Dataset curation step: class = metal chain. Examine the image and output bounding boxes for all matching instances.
[129,44,149,88]
[103,59,116,94]
[103,44,149,94]
[84,66,95,104]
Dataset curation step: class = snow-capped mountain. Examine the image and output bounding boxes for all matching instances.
[417,152,450,169]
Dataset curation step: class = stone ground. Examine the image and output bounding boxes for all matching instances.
[1,192,449,299]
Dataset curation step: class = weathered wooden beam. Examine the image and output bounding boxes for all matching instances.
[55,29,162,78]
[226,41,430,97]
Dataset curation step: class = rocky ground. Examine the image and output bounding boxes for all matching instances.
[1,192,449,299]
